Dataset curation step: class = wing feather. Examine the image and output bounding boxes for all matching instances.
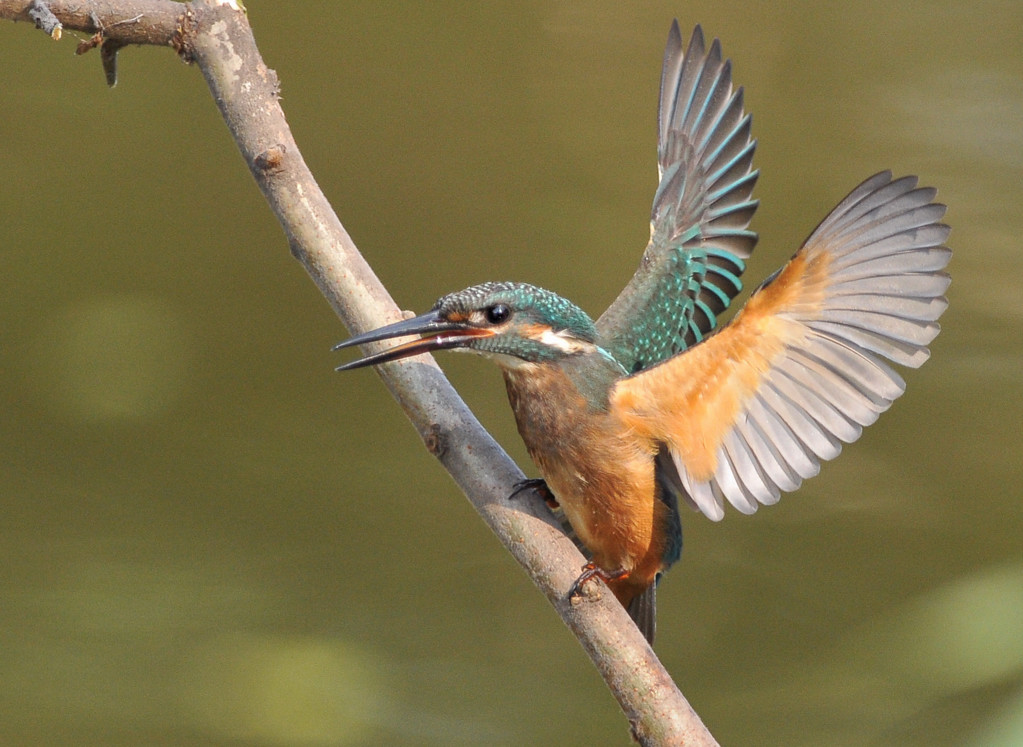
[735,412,801,493]
[783,348,887,421]
[770,365,861,442]
[759,380,843,461]
[715,440,757,513]
[750,395,822,481]
[611,172,950,519]
[723,429,777,506]
[597,22,758,373]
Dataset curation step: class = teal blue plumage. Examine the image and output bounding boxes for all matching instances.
[597,22,758,373]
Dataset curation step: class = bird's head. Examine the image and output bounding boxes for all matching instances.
[334,281,600,370]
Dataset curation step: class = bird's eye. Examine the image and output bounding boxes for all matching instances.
[485,304,511,324]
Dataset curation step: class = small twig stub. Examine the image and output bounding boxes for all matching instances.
[27,0,61,40]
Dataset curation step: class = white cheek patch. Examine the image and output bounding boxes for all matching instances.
[537,327,590,354]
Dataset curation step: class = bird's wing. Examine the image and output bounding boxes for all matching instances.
[610,172,951,521]
[596,22,758,373]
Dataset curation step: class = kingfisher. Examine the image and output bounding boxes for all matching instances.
[334,22,951,643]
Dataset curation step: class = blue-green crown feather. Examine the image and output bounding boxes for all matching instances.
[436,281,596,339]
[435,281,599,363]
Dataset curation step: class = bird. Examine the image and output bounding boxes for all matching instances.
[333,21,951,644]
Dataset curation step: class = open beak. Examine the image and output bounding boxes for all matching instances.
[333,310,493,371]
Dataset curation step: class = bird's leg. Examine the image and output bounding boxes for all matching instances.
[510,478,559,510]
[569,562,630,600]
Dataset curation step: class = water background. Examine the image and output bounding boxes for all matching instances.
[2,2,1021,744]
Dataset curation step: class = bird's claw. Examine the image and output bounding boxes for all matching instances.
[510,478,559,509]
[568,562,630,600]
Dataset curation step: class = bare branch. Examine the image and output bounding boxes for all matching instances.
[3,0,181,43]
[0,2,718,743]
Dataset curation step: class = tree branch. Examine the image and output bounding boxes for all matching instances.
[0,1,717,743]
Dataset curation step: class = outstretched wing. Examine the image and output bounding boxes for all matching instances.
[610,172,951,521]
[596,22,758,374]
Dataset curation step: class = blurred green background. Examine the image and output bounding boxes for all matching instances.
[2,1,1021,744]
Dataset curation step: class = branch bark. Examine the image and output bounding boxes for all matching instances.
[0,2,717,743]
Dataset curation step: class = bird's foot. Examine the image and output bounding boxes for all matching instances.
[510,478,559,510]
[568,563,630,601]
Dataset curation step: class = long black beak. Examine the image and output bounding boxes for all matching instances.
[333,309,493,371]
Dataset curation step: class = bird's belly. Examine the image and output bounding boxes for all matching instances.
[537,446,657,571]
[505,370,665,581]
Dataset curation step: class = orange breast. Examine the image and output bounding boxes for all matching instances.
[502,365,670,595]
